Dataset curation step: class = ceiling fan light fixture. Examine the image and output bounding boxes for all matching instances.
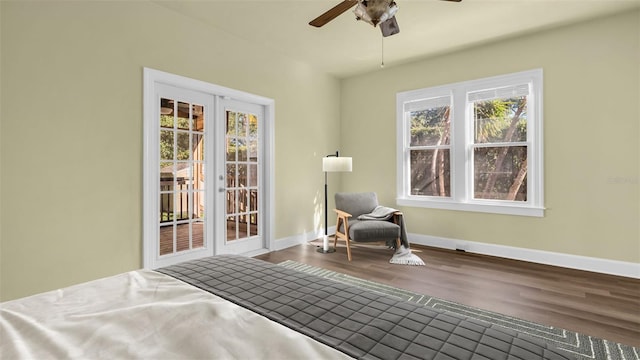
[353,3,372,24]
[381,2,399,23]
[353,0,398,27]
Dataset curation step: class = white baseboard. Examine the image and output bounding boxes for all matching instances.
[272,227,333,251]
[409,233,640,279]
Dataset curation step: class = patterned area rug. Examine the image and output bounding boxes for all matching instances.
[279,260,639,360]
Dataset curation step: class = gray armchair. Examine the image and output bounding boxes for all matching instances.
[333,192,401,261]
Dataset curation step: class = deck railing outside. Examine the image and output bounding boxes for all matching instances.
[160,176,257,225]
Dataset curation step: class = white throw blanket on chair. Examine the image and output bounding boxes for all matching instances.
[358,206,425,266]
[357,205,398,221]
[390,245,425,266]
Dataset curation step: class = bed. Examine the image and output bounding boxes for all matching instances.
[1,255,572,359]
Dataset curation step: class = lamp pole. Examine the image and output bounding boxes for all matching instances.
[318,151,339,253]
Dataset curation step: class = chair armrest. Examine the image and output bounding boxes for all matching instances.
[334,209,352,218]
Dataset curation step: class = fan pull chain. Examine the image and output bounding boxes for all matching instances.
[381,37,385,68]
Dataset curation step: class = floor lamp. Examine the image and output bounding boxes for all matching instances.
[318,151,352,253]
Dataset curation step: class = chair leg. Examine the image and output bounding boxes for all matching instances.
[396,238,401,249]
[335,216,353,261]
[334,234,353,261]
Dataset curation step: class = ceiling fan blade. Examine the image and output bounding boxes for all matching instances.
[380,16,400,37]
[309,0,358,28]
[441,0,462,2]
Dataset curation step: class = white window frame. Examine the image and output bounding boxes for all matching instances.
[396,69,544,217]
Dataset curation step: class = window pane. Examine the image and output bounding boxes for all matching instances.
[175,191,189,220]
[160,161,173,176]
[250,190,258,212]
[248,114,258,160]
[159,224,174,256]
[248,136,258,162]
[474,146,527,201]
[177,101,190,130]
[176,132,190,160]
[193,191,205,220]
[159,191,172,222]
[249,164,257,187]
[238,113,247,136]
[193,104,204,131]
[227,190,236,213]
[226,164,236,187]
[226,111,236,136]
[226,215,238,241]
[409,105,450,146]
[192,221,204,249]
[160,98,174,122]
[193,162,205,190]
[174,223,190,253]
[193,133,204,161]
[160,131,174,160]
[410,149,450,197]
[240,189,249,212]
[238,164,247,187]
[249,213,258,237]
[226,137,237,161]
[473,97,527,144]
[237,139,247,161]
[160,115,174,129]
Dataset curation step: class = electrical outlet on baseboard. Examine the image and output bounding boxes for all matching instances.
[455,242,469,252]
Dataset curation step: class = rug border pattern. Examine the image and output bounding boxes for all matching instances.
[278,260,639,360]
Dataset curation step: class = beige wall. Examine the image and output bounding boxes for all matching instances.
[340,10,639,262]
[0,1,340,300]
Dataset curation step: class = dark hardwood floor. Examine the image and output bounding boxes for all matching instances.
[256,240,640,348]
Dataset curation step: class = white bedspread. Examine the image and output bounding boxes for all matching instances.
[1,270,352,359]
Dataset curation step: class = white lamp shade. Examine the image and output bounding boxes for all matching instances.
[323,157,352,172]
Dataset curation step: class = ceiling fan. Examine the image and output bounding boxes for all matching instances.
[309,0,462,37]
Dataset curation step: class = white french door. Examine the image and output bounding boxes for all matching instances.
[149,84,213,268]
[215,99,265,254]
[143,68,273,269]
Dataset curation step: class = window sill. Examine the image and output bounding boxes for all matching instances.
[396,197,545,217]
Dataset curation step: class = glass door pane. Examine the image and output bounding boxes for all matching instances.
[225,109,260,243]
[159,98,206,256]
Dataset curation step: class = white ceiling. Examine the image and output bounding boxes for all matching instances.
[155,0,640,78]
